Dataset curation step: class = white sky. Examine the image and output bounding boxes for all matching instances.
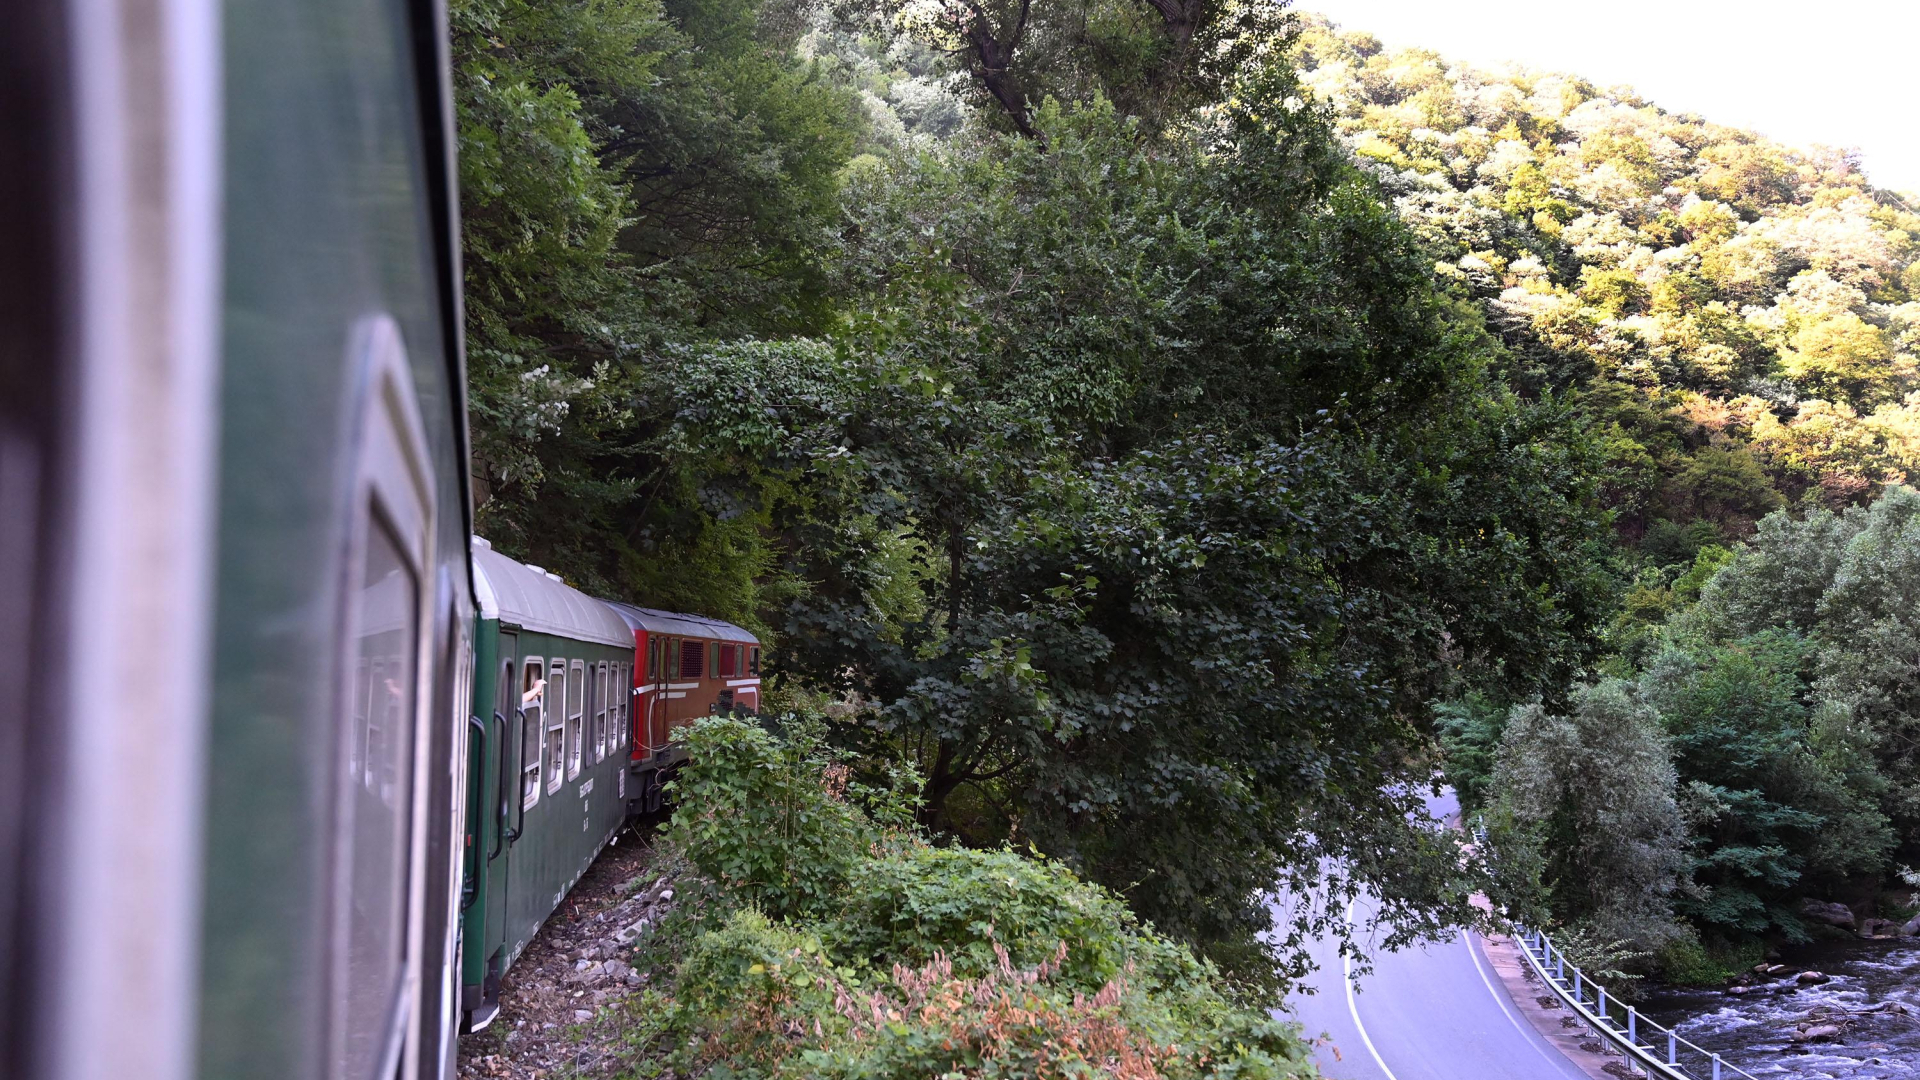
[1301,1,1920,195]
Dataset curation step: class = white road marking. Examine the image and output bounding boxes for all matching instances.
[1464,930,1586,1076]
[1343,898,1405,1080]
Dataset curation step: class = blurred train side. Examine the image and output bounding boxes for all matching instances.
[1,0,473,1079]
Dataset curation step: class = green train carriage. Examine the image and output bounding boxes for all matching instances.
[460,540,636,1030]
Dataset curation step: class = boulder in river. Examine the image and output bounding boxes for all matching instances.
[1797,970,1832,985]
[1902,913,1920,937]
[1801,899,1856,930]
[1794,1023,1845,1042]
[1860,917,1902,938]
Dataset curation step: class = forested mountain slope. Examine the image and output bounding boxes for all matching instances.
[1295,14,1920,545]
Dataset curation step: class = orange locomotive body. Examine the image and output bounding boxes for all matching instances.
[603,603,761,811]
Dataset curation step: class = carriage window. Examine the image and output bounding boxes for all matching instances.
[593,662,608,763]
[620,664,631,748]
[342,516,418,1080]
[567,659,585,779]
[750,647,760,676]
[679,639,704,680]
[646,639,660,682]
[546,661,566,793]
[520,659,543,808]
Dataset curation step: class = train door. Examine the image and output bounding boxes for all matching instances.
[504,649,546,962]
[472,633,517,1029]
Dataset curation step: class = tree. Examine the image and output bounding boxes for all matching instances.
[1639,636,1874,937]
[1487,680,1690,949]
[671,88,1617,976]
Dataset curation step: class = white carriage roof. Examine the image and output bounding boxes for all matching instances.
[603,600,758,645]
[470,537,633,649]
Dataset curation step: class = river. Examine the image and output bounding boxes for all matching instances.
[1643,939,1920,1079]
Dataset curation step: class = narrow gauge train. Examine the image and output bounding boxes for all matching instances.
[457,541,760,1030]
[2,0,757,1077]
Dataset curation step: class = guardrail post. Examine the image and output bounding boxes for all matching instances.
[1668,1032,1677,1065]
[1627,1006,1636,1044]
[1573,968,1583,1003]
[1713,1054,1722,1080]
[1598,985,1608,1021]
[1555,948,1565,980]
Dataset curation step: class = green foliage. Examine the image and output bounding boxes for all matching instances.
[1515,489,1918,962]
[1435,693,1510,814]
[731,84,1610,979]
[1641,636,1833,936]
[665,716,876,919]
[1653,936,1768,987]
[452,0,869,604]
[625,718,1317,1079]
[457,0,1620,995]
[1291,13,1920,537]
[1486,681,1690,950]
[828,846,1208,993]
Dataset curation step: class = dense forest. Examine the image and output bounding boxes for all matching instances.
[452,0,1920,1056]
[1282,18,1920,979]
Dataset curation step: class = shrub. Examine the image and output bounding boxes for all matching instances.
[663,909,1313,1080]
[665,715,873,919]
[829,845,1208,997]
[629,717,1317,1080]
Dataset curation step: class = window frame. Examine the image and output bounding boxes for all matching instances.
[520,657,543,810]
[545,660,566,794]
[592,661,608,764]
[749,646,760,676]
[566,658,585,780]
[320,317,437,1080]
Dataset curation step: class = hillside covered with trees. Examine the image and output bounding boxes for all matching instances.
[452,0,1920,1052]
[1288,16,1920,978]
[1295,14,1920,541]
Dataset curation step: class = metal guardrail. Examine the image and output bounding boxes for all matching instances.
[1512,924,1758,1080]
[1470,825,1756,1080]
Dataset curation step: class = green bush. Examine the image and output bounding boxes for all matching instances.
[662,908,1313,1080]
[625,717,1317,1080]
[664,715,873,920]
[830,845,1206,998]
[1653,936,1766,986]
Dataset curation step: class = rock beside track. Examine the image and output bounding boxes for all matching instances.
[457,826,680,1080]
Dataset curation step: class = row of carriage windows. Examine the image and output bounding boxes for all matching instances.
[514,656,630,810]
[643,637,761,682]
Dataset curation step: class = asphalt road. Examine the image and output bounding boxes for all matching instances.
[1275,789,1589,1080]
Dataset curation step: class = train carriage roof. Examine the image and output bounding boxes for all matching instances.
[603,600,758,645]
[470,537,633,649]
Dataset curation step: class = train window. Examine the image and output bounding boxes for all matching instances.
[679,639,704,680]
[546,661,565,794]
[750,647,761,676]
[341,516,419,1080]
[520,659,543,809]
[567,660,585,779]
[320,317,440,1080]
[647,639,660,682]
[593,663,608,763]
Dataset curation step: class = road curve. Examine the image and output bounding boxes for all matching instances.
[1275,789,1589,1080]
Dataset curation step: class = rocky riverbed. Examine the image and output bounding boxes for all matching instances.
[1644,939,1920,1079]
